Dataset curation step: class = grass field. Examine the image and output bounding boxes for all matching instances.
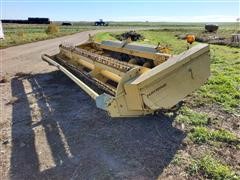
[94,28,240,179]
[0,23,96,48]
[1,22,237,49]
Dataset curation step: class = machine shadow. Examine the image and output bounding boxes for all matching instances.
[10,70,186,180]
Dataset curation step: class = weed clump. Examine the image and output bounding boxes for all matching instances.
[189,127,239,145]
[189,155,239,179]
[211,129,239,144]
[176,107,210,126]
[189,127,210,143]
[17,31,25,38]
[45,24,59,34]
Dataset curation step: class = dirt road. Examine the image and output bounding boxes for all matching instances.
[1,29,185,180]
[2,30,108,75]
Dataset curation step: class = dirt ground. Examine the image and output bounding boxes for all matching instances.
[1,29,185,180]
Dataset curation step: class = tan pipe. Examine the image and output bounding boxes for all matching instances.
[100,70,121,82]
[79,59,94,70]
[78,59,121,83]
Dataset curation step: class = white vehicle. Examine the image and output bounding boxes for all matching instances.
[0,21,4,39]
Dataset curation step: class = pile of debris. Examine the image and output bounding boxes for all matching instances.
[205,24,219,33]
[176,33,240,48]
[115,31,144,41]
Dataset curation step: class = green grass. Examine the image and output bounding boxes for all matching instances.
[189,127,211,143]
[189,155,240,180]
[94,32,117,42]
[189,127,239,145]
[176,107,210,126]
[198,46,240,113]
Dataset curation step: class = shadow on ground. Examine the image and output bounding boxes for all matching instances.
[10,70,185,180]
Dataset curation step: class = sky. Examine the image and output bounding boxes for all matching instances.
[1,0,240,22]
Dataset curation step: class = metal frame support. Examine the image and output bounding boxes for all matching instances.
[42,54,99,100]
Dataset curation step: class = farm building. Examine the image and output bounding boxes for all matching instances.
[2,17,50,24]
